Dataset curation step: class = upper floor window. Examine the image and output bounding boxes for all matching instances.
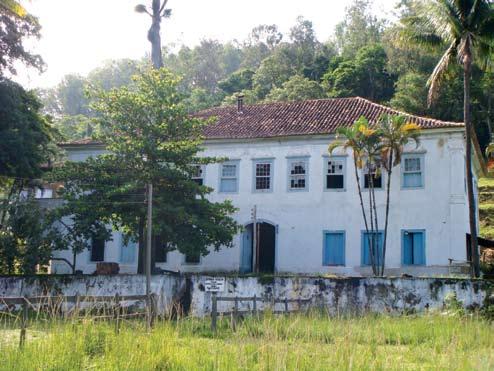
[253,159,273,192]
[220,161,239,193]
[363,162,382,189]
[401,155,424,188]
[288,157,308,191]
[325,157,345,190]
[192,165,205,186]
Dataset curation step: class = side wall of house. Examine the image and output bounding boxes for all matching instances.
[51,130,471,276]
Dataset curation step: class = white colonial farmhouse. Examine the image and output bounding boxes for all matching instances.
[50,97,485,276]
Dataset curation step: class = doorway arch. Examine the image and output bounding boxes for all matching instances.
[240,221,276,274]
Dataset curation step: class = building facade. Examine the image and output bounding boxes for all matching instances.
[51,97,484,276]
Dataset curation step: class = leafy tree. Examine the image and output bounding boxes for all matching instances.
[184,87,225,112]
[0,0,43,75]
[49,69,241,273]
[324,44,394,102]
[400,0,494,277]
[334,0,384,58]
[289,16,319,70]
[218,69,255,95]
[52,114,99,141]
[0,193,60,274]
[241,24,283,69]
[252,48,295,99]
[390,72,429,116]
[0,79,55,180]
[264,75,325,102]
[87,59,142,91]
[222,89,259,106]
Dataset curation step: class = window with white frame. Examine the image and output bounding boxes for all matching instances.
[288,158,308,190]
[191,165,205,186]
[363,161,382,189]
[402,155,424,188]
[219,161,239,193]
[254,160,273,191]
[325,157,345,190]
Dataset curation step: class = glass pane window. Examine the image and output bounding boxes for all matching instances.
[220,163,238,193]
[192,165,204,186]
[185,252,200,264]
[363,162,382,189]
[403,156,423,188]
[326,158,344,189]
[289,160,307,190]
[90,238,105,262]
[255,162,272,190]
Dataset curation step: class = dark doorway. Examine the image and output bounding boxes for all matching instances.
[241,222,276,273]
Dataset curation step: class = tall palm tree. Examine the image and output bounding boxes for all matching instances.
[401,0,494,277]
[330,117,382,275]
[135,0,172,69]
[379,115,421,276]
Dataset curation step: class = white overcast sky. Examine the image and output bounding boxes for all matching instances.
[15,0,398,89]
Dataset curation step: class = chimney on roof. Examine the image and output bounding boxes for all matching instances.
[237,94,244,114]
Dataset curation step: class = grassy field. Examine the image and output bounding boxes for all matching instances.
[0,312,493,370]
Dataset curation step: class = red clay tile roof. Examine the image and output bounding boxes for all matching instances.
[60,97,463,146]
[196,97,463,140]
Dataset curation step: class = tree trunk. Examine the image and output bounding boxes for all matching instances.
[464,56,480,278]
[367,162,377,276]
[148,0,164,69]
[381,151,393,276]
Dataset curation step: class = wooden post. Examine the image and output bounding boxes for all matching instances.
[74,293,80,319]
[146,183,153,332]
[297,298,301,312]
[232,296,238,331]
[19,299,28,348]
[211,292,217,333]
[150,293,157,327]
[252,294,257,315]
[284,298,289,313]
[114,293,121,334]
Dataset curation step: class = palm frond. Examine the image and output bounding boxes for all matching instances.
[427,40,458,106]
[0,0,27,17]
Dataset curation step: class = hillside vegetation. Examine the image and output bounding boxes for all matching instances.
[479,178,494,239]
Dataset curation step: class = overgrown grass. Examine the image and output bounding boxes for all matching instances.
[0,312,493,370]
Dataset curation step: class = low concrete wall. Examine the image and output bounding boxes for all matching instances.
[1,274,492,317]
[189,275,494,317]
[0,274,185,315]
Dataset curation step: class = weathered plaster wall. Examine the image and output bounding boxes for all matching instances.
[53,130,473,276]
[1,275,492,318]
[0,274,185,315]
[189,275,493,317]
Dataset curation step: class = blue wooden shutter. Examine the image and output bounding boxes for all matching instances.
[413,232,425,265]
[323,233,345,265]
[362,232,383,266]
[240,226,253,273]
[120,239,136,264]
[403,231,425,265]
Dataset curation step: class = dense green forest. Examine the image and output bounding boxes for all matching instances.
[37,0,493,150]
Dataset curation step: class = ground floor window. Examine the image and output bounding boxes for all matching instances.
[323,232,345,266]
[120,238,136,264]
[402,230,425,265]
[184,251,200,264]
[90,238,105,262]
[361,231,383,266]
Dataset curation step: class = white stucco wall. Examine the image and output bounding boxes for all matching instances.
[52,129,474,276]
